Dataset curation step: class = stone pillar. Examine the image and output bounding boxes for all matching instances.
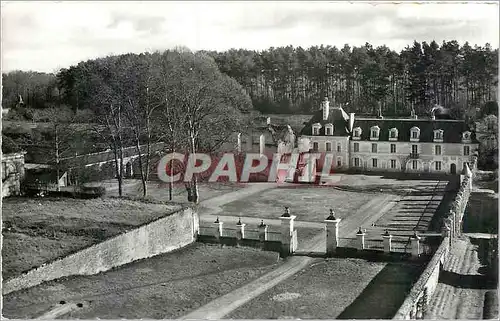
[258,220,268,242]
[356,227,366,250]
[237,133,242,153]
[383,230,393,253]
[259,134,265,155]
[213,217,223,241]
[236,218,245,241]
[324,209,341,255]
[279,207,296,257]
[411,232,421,258]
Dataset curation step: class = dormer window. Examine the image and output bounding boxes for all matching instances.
[312,123,322,136]
[325,123,334,136]
[370,126,380,141]
[410,127,420,142]
[462,131,471,143]
[434,129,444,142]
[352,127,362,140]
[389,128,398,141]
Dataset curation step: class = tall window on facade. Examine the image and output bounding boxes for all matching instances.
[412,145,418,155]
[337,144,341,152]
[372,143,377,153]
[337,157,342,167]
[313,127,319,135]
[371,130,377,138]
[354,143,359,152]
[354,158,360,167]
[372,158,378,168]
[390,130,397,139]
[313,142,319,151]
[390,159,396,169]
[326,142,332,152]
[435,145,441,155]
[326,126,333,135]
[463,146,470,156]
[435,161,442,171]
[390,144,396,153]
[412,131,418,139]
[412,160,418,170]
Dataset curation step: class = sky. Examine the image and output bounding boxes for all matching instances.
[1,1,499,73]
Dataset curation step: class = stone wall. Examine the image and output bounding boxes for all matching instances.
[393,156,477,319]
[3,207,199,295]
[392,237,450,320]
[441,155,477,238]
[2,152,26,198]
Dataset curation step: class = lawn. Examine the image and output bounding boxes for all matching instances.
[221,185,376,222]
[99,179,246,204]
[2,197,182,280]
[226,258,388,319]
[3,243,282,319]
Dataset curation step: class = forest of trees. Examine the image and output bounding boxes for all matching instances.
[2,40,498,118]
[203,40,498,116]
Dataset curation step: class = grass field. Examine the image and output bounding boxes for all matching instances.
[226,258,388,319]
[221,185,375,222]
[100,179,246,204]
[2,197,182,280]
[227,258,425,319]
[3,243,282,319]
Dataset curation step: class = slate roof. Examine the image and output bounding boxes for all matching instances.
[300,107,351,136]
[352,118,478,143]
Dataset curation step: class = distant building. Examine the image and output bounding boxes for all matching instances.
[2,152,26,198]
[298,97,479,175]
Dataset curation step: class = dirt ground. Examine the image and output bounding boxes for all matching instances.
[2,243,282,319]
[2,197,181,280]
[426,237,497,319]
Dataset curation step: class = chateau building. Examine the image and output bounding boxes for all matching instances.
[298,97,479,175]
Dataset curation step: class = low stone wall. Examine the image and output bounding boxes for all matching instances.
[197,234,283,254]
[441,156,477,238]
[3,207,199,295]
[392,237,450,319]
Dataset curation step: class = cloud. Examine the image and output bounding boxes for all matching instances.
[1,1,498,73]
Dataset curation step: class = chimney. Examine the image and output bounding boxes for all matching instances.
[266,117,271,125]
[411,108,418,120]
[377,102,383,119]
[431,107,436,120]
[322,96,330,121]
[349,113,355,132]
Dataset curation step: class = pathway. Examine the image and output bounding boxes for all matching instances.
[426,237,493,319]
[180,193,396,319]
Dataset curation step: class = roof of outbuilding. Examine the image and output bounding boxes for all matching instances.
[351,118,478,143]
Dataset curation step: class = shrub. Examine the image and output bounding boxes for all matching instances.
[79,186,106,197]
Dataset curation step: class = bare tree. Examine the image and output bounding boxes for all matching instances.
[157,50,253,203]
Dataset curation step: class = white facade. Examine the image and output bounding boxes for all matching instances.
[349,141,478,174]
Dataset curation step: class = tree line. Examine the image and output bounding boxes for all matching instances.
[203,40,498,116]
[3,40,498,118]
